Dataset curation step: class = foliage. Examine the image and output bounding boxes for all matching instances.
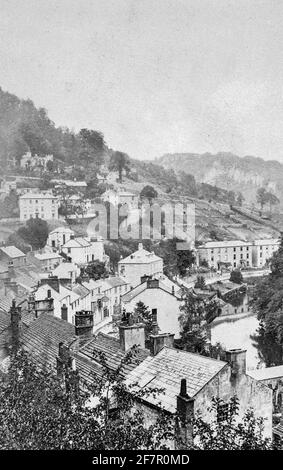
[140,185,158,202]
[250,236,283,365]
[133,301,154,342]
[256,187,280,211]
[0,348,173,450]
[15,217,49,250]
[178,291,220,354]
[0,190,19,218]
[78,128,105,170]
[109,151,130,183]
[194,275,206,290]
[230,269,244,284]
[81,260,108,281]
[193,396,271,450]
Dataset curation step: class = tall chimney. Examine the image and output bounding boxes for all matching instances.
[225,349,247,379]
[119,318,145,351]
[74,310,94,343]
[151,308,159,335]
[10,299,22,351]
[56,342,80,396]
[61,304,68,321]
[149,332,175,356]
[176,378,195,449]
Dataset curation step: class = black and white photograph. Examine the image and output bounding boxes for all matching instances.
[0,0,282,459]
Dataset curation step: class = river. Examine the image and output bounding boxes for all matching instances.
[209,293,262,371]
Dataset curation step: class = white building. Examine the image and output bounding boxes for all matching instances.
[252,238,280,268]
[33,274,130,330]
[197,238,280,270]
[52,262,80,284]
[121,275,182,338]
[47,226,75,251]
[33,252,63,271]
[61,236,105,265]
[118,243,163,287]
[19,193,59,221]
[101,189,139,208]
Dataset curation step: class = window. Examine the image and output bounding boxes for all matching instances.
[240,247,243,251]
[233,254,236,260]
[233,247,236,252]
[217,403,230,423]
[68,248,71,254]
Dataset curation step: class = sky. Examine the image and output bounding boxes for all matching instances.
[1,0,283,161]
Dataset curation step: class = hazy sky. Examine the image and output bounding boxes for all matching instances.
[1,0,283,161]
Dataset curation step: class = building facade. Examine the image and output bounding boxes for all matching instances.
[19,193,59,221]
[118,243,163,287]
[197,238,280,270]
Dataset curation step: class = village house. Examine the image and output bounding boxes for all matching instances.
[19,192,59,221]
[33,252,63,271]
[126,340,273,446]
[101,189,139,208]
[121,274,182,338]
[118,243,163,287]
[61,235,105,265]
[52,262,80,285]
[46,226,75,251]
[197,240,254,270]
[0,246,27,269]
[248,366,283,416]
[197,238,280,270]
[0,302,274,447]
[251,238,280,268]
[32,273,130,332]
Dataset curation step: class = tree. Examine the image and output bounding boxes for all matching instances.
[16,217,49,250]
[0,348,173,450]
[82,260,108,281]
[133,301,154,342]
[140,185,158,203]
[256,187,269,211]
[236,192,244,207]
[194,275,206,290]
[0,348,273,450]
[230,270,244,284]
[78,129,105,169]
[266,192,280,213]
[178,291,220,354]
[109,151,130,183]
[250,236,283,365]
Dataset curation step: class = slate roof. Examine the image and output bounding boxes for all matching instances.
[21,315,76,370]
[17,316,149,385]
[248,365,283,381]
[125,347,227,413]
[102,277,127,289]
[119,247,162,265]
[121,279,180,303]
[0,246,25,258]
[79,333,150,378]
[34,253,62,261]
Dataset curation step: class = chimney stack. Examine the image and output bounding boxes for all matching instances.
[74,310,94,343]
[119,314,145,351]
[10,299,22,351]
[56,342,80,396]
[225,349,247,379]
[149,332,175,356]
[61,304,68,321]
[176,378,194,449]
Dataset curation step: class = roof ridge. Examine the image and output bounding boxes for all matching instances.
[161,346,228,365]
